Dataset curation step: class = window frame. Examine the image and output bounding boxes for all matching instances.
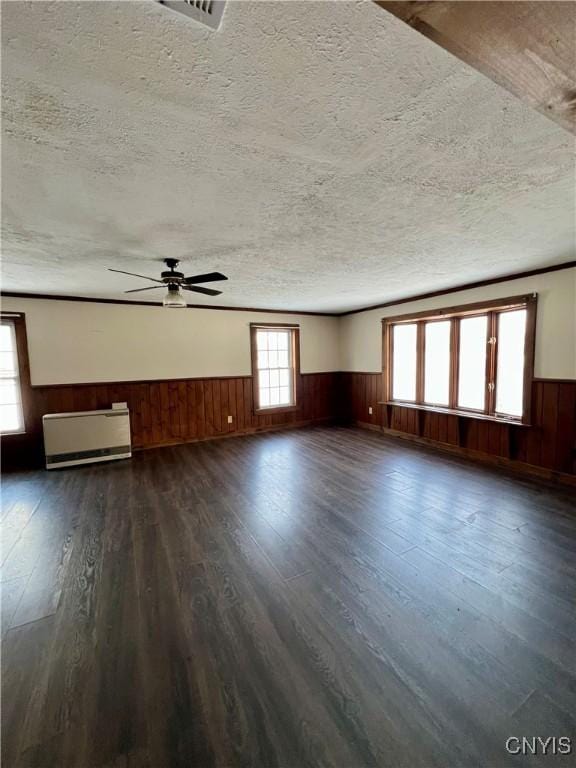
[250,323,301,415]
[382,294,537,425]
[0,313,32,435]
[422,317,452,409]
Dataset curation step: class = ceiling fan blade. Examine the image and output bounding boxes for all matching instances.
[182,285,222,297]
[124,286,165,294]
[183,272,228,285]
[109,268,163,284]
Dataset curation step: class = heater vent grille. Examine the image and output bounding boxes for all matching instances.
[157,0,226,30]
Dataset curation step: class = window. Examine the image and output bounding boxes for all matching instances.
[250,324,300,412]
[0,317,25,434]
[383,295,536,423]
[458,315,488,410]
[495,309,527,418]
[424,320,450,406]
[392,324,417,401]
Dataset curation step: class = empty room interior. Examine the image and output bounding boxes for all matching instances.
[2,1,576,766]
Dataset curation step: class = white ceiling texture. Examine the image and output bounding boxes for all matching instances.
[2,0,574,312]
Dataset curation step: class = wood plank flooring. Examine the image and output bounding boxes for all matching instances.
[2,426,576,767]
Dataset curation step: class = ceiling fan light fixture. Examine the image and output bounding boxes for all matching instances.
[163,285,187,308]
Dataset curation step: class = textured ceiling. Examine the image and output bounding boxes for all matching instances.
[1,0,574,312]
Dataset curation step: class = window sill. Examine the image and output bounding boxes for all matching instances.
[255,405,298,416]
[378,401,530,427]
[1,430,27,437]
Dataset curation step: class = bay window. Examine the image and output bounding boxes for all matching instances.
[382,295,536,423]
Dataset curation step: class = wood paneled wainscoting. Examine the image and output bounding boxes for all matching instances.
[3,371,575,482]
[339,373,576,483]
[2,372,339,469]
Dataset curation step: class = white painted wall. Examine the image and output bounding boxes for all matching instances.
[1,298,340,385]
[339,268,576,379]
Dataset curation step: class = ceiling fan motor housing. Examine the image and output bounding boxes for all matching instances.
[162,259,184,282]
[161,270,184,282]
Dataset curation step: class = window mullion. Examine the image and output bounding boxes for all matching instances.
[486,311,497,415]
[416,321,425,405]
[290,331,296,405]
[492,312,499,416]
[449,318,459,410]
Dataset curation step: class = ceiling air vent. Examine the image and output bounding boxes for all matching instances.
[156,0,226,31]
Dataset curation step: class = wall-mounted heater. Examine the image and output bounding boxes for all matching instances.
[43,408,131,470]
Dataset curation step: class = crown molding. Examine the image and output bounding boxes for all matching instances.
[0,292,338,317]
[338,260,576,317]
[2,260,574,318]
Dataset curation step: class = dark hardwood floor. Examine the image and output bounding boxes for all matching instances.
[2,426,575,768]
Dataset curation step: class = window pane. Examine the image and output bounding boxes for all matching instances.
[279,386,290,405]
[0,380,20,405]
[0,350,17,377]
[424,321,450,406]
[256,330,268,350]
[267,332,278,350]
[269,369,279,388]
[277,332,289,350]
[278,350,288,368]
[496,309,527,418]
[392,324,417,401]
[0,403,23,432]
[279,369,289,387]
[259,370,269,389]
[257,351,268,369]
[268,350,278,368]
[270,388,280,406]
[0,325,13,351]
[260,388,270,407]
[458,316,487,410]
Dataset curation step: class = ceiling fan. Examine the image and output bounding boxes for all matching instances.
[108,259,228,308]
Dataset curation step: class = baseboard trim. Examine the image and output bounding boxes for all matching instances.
[352,420,576,488]
[0,417,336,472]
[134,417,335,451]
[352,421,381,433]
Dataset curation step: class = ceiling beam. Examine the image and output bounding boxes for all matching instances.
[374,1,576,134]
